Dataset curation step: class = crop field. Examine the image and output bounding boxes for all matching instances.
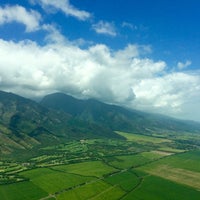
[0,181,47,200]
[88,185,125,200]
[116,131,171,144]
[158,147,185,153]
[159,151,200,172]
[20,168,93,194]
[142,164,200,190]
[108,151,166,169]
[122,175,200,200]
[139,150,200,172]
[105,171,139,191]
[57,180,112,200]
[138,150,200,190]
[57,181,125,200]
[52,161,116,177]
[0,132,200,200]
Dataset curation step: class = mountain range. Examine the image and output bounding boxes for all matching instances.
[0,90,200,155]
[41,92,200,134]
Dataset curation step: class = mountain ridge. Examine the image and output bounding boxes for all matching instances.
[40,92,200,134]
[1,90,200,156]
[0,90,120,155]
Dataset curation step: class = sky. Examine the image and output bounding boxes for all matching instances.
[0,0,200,122]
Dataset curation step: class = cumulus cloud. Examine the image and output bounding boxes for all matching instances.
[31,0,91,20]
[0,32,200,121]
[92,21,117,36]
[133,72,200,115]
[177,60,192,70]
[0,5,41,32]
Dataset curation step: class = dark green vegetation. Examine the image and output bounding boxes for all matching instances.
[0,91,121,156]
[0,90,200,199]
[1,90,200,157]
[41,92,200,134]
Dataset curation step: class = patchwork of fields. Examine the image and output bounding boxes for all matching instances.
[0,131,200,200]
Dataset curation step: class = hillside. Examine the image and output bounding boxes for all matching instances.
[41,92,200,134]
[1,91,200,200]
[1,90,200,156]
[0,91,119,155]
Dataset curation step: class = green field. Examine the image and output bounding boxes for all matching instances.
[158,151,200,172]
[57,180,110,200]
[139,150,200,172]
[0,181,47,200]
[57,180,125,200]
[116,131,171,144]
[20,168,93,194]
[108,151,166,169]
[158,147,185,153]
[122,175,200,200]
[105,171,139,191]
[89,185,125,200]
[138,150,200,190]
[143,164,200,190]
[0,132,200,200]
[52,161,116,177]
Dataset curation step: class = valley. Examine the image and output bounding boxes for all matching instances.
[0,0,200,199]
[0,91,200,199]
[0,131,200,200]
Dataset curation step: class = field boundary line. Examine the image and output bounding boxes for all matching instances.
[87,185,119,200]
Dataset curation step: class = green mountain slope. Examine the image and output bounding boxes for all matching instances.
[41,92,200,134]
[1,90,200,156]
[0,91,120,155]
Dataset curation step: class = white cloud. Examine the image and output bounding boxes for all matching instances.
[0,32,200,121]
[177,60,192,69]
[133,72,200,115]
[0,5,41,32]
[42,24,66,44]
[92,21,117,36]
[31,0,91,20]
[122,22,137,30]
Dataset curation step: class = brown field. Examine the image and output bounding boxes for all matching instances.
[142,164,200,190]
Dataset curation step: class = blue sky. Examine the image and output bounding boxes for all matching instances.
[0,0,200,121]
[1,0,200,68]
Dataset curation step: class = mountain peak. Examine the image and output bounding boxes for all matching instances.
[41,92,200,134]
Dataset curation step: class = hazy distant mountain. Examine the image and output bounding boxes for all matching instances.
[41,92,200,134]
